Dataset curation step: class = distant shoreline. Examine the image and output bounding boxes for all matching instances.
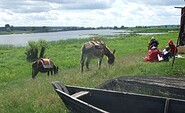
[0,25,179,35]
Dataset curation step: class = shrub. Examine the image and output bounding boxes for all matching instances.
[25,40,48,61]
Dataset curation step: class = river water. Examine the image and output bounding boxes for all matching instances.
[0,29,162,46]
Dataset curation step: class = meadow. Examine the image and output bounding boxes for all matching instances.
[0,31,185,113]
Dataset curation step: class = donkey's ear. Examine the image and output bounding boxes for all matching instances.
[113,50,116,54]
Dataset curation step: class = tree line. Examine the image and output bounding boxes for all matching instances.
[0,24,179,33]
[0,24,128,32]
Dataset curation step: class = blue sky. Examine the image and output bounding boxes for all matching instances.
[0,0,184,27]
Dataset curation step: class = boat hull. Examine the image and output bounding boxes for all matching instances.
[52,81,185,113]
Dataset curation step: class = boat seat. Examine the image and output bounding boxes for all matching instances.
[71,91,89,98]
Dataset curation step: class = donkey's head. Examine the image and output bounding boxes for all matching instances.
[53,65,59,74]
[107,50,115,64]
[104,47,116,65]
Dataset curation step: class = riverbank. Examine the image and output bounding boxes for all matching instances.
[0,28,179,46]
[0,32,185,113]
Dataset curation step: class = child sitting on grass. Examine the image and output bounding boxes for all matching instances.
[158,46,172,62]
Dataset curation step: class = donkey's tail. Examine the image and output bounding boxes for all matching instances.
[81,44,86,63]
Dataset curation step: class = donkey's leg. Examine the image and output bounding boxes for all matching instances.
[47,71,50,76]
[51,69,53,75]
[81,53,86,73]
[98,58,103,70]
[32,70,39,79]
[86,58,91,71]
[81,61,84,72]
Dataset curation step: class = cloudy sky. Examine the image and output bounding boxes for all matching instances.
[0,0,184,27]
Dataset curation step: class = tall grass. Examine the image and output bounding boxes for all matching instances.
[0,32,184,113]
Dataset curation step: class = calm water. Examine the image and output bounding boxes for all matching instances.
[0,29,162,46]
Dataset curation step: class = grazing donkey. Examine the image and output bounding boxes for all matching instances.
[32,58,58,78]
[81,39,115,72]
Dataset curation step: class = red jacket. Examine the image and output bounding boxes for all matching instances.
[144,48,162,62]
[168,40,177,56]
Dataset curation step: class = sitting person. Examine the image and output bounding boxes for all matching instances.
[158,46,172,61]
[148,36,159,50]
[168,39,178,56]
[162,46,172,61]
[144,45,163,62]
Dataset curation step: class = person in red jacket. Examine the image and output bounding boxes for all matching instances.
[144,45,163,62]
[168,39,178,56]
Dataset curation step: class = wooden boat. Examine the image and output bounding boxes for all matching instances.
[97,76,185,100]
[52,81,185,113]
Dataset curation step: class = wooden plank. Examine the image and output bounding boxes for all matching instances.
[72,91,89,98]
[55,89,108,113]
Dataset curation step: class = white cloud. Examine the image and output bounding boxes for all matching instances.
[125,0,184,6]
[58,0,115,10]
[0,0,184,27]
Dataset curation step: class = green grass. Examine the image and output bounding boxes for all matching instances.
[128,27,179,33]
[0,31,184,113]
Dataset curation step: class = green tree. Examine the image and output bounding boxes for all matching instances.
[113,26,118,29]
[5,24,11,32]
[120,25,125,29]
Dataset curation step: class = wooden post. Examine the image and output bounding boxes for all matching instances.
[175,6,185,46]
[172,6,185,67]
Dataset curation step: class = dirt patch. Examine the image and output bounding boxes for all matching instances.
[97,76,185,99]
